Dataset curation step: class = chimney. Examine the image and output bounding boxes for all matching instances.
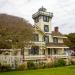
[54,27,59,32]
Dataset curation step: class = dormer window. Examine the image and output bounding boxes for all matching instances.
[43,16,49,22]
[44,25,49,32]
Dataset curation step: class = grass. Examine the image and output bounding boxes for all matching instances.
[0,65,75,75]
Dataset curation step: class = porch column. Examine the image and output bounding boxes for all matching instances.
[45,48,48,55]
[39,46,43,55]
[61,48,65,54]
[24,47,31,56]
[52,48,54,55]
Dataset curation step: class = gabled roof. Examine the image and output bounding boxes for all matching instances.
[51,31,67,38]
[52,31,63,36]
[51,27,67,38]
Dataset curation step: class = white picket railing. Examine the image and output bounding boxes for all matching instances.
[0,54,75,65]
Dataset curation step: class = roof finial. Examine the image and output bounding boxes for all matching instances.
[39,6,46,12]
[42,6,44,8]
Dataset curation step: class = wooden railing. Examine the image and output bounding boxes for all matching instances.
[0,55,75,65]
[70,56,75,60]
[24,55,46,60]
[33,41,45,46]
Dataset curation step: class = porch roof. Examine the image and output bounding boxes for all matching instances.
[46,43,69,48]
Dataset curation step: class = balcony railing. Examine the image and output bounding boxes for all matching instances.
[24,54,69,60]
[47,55,69,59]
[33,41,45,46]
[24,55,46,60]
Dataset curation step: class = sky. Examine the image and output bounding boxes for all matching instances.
[0,0,75,34]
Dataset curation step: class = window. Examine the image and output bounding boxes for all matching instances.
[21,48,24,55]
[33,34,39,42]
[43,16,49,22]
[44,25,49,32]
[44,36,49,43]
[64,48,68,55]
[43,50,45,55]
[53,49,57,54]
[34,17,39,23]
[48,48,52,55]
[29,46,39,55]
[53,37,58,43]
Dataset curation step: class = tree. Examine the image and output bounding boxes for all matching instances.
[0,14,34,62]
[64,33,75,51]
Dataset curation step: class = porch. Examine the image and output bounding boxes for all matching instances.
[45,48,69,56]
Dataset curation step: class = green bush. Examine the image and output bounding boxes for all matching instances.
[45,63,54,68]
[17,63,27,70]
[37,62,45,69]
[34,62,53,69]
[70,60,75,65]
[0,64,11,72]
[26,59,66,70]
[27,61,36,70]
[53,59,66,67]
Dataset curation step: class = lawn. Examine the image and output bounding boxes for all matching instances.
[0,66,75,75]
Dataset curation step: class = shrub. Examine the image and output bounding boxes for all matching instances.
[37,62,45,69]
[45,63,54,68]
[17,63,27,71]
[0,64,11,72]
[26,59,66,70]
[27,61,36,70]
[70,60,75,65]
[53,59,66,67]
